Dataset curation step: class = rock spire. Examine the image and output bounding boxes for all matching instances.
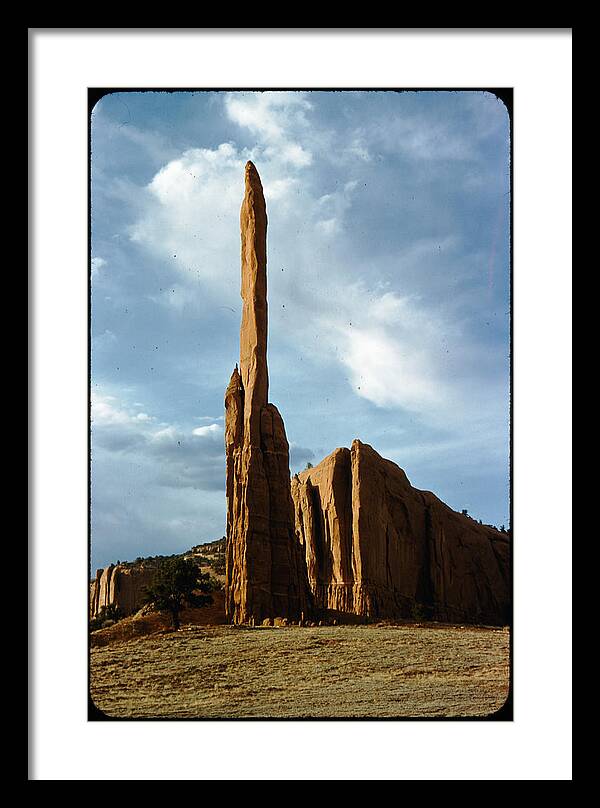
[224,162,311,624]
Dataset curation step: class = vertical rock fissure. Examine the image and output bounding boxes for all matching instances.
[415,504,435,614]
[310,485,325,586]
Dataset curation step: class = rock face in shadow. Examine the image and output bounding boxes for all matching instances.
[224,162,310,625]
[90,564,156,618]
[291,440,510,626]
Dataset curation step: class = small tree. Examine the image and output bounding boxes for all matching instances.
[142,557,213,630]
[305,462,313,470]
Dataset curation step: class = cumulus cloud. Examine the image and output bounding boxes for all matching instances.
[91,390,135,426]
[92,391,155,452]
[225,92,313,167]
[92,387,225,492]
[319,288,447,412]
[126,91,500,430]
[129,142,245,295]
[192,423,223,437]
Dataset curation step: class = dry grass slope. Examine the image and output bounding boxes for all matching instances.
[90,624,509,718]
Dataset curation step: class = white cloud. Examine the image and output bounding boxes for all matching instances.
[225,92,313,167]
[150,425,178,444]
[312,286,447,413]
[127,131,458,423]
[192,423,223,438]
[127,93,358,304]
[279,142,312,168]
[92,390,155,429]
[91,391,134,426]
[128,142,247,300]
[263,177,298,200]
[121,91,506,445]
[93,388,225,490]
[342,326,441,410]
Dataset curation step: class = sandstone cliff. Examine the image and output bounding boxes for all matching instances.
[89,564,156,618]
[291,440,510,625]
[224,162,310,624]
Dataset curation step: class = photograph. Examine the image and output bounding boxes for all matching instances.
[89,88,512,720]
[89,90,512,719]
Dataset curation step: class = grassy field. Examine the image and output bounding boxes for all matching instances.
[90,623,509,719]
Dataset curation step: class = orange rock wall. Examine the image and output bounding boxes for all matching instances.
[291,440,510,625]
[90,564,156,618]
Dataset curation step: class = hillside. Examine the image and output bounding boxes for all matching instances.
[90,538,226,623]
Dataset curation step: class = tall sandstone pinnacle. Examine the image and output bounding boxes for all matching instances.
[225,162,310,624]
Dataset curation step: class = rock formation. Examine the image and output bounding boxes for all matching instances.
[224,162,310,624]
[291,440,510,625]
[223,162,509,627]
[90,541,227,620]
[89,564,156,618]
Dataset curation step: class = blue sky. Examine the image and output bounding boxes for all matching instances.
[90,90,510,572]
